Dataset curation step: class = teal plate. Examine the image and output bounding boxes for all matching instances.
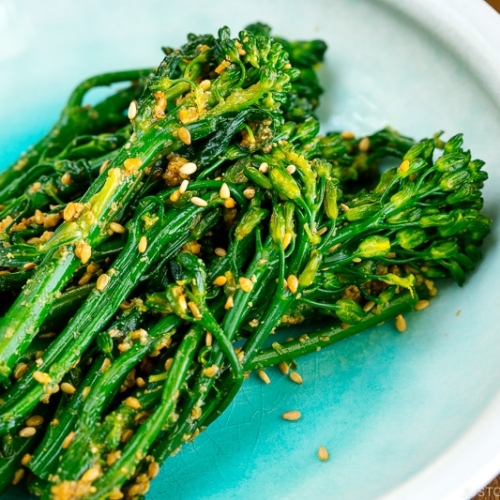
[1,1,500,498]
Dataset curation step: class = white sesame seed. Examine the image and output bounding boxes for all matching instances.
[219,183,231,199]
[19,427,36,438]
[239,276,253,292]
[415,299,430,311]
[138,236,148,254]
[11,468,25,485]
[341,131,355,140]
[359,137,370,152]
[259,162,269,173]
[179,179,189,194]
[282,410,301,421]
[179,162,197,177]
[190,197,208,207]
[278,362,289,375]
[109,222,126,234]
[318,446,329,461]
[243,187,256,199]
[289,372,303,385]
[26,415,44,427]
[128,100,138,120]
[96,273,110,292]
[258,369,271,384]
[214,247,227,257]
[61,382,76,395]
[286,164,296,174]
[395,314,407,333]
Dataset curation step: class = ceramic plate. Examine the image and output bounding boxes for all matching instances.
[1,0,500,498]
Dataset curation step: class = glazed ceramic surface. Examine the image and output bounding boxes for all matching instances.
[1,1,500,498]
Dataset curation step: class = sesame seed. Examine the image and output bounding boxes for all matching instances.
[259,162,269,173]
[99,160,110,175]
[352,257,362,263]
[258,369,271,384]
[101,358,112,372]
[219,183,231,199]
[190,197,207,207]
[278,362,289,375]
[215,60,231,74]
[14,363,28,379]
[243,187,256,199]
[81,466,101,483]
[21,454,32,466]
[60,381,76,396]
[178,294,188,311]
[128,100,138,120]
[395,314,407,333]
[363,301,375,313]
[282,410,301,421]
[179,162,197,177]
[148,462,160,479]
[224,296,234,310]
[136,377,146,388]
[203,365,219,378]
[19,427,36,438]
[328,243,342,253]
[61,172,72,185]
[286,164,296,174]
[78,273,92,286]
[340,203,350,212]
[23,262,36,271]
[109,222,126,234]
[214,247,227,257]
[205,332,213,347]
[188,301,202,319]
[179,179,189,194]
[178,127,191,145]
[178,107,199,125]
[33,371,52,385]
[318,446,329,461]
[341,131,355,140]
[289,372,303,385]
[415,299,430,311]
[223,198,236,209]
[124,397,141,410]
[26,415,44,427]
[11,468,25,485]
[82,386,91,400]
[121,429,134,443]
[108,490,124,500]
[287,275,299,294]
[213,275,227,286]
[359,137,370,152]
[62,431,76,449]
[239,277,253,292]
[96,273,110,292]
[138,236,148,254]
[164,358,173,372]
[170,190,181,202]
